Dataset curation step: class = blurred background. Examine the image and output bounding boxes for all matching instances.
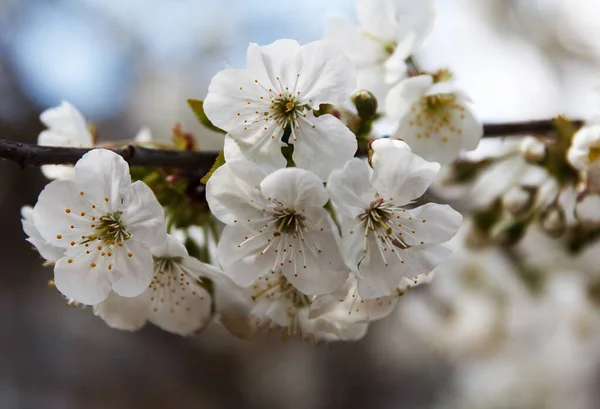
[2,0,600,408]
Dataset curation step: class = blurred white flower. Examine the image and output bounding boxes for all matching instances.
[204,39,357,180]
[37,101,94,180]
[520,135,547,163]
[206,161,349,296]
[21,205,64,262]
[575,192,600,226]
[568,124,600,187]
[386,74,483,165]
[94,235,212,336]
[32,149,166,305]
[326,0,436,104]
[327,139,462,299]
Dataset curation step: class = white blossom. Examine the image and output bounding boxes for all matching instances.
[21,205,64,262]
[32,149,167,305]
[386,74,483,165]
[93,235,213,336]
[38,101,94,180]
[250,273,398,342]
[204,39,357,180]
[327,139,463,299]
[206,161,349,295]
[326,0,436,104]
[568,123,600,171]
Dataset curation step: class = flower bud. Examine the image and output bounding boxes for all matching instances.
[352,90,378,120]
[369,138,411,168]
[540,205,566,237]
[502,186,533,216]
[520,136,546,164]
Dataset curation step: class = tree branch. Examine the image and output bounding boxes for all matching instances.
[0,140,218,171]
[0,119,584,170]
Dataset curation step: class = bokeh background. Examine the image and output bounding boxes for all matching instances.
[2,0,600,408]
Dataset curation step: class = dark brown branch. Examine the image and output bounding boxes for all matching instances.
[0,119,584,170]
[483,119,583,137]
[0,140,218,171]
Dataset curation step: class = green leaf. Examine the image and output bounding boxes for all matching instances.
[200,150,226,185]
[187,99,226,134]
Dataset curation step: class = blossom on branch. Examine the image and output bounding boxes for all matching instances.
[38,101,94,180]
[206,161,349,295]
[32,149,167,305]
[204,39,357,180]
[327,139,462,299]
[326,0,436,104]
[386,75,483,165]
[93,235,213,336]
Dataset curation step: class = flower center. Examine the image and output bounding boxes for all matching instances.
[359,198,411,253]
[252,274,312,309]
[271,95,306,128]
[406,93,467,142]
[272,207,306,238]
[84,211,130,245]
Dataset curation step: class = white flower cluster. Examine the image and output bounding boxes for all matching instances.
[21,0,480,342]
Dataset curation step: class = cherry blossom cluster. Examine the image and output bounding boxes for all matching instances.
[20,0,490,342]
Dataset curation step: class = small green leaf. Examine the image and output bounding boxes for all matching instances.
[200,150,226,185]
[187,99,226,134]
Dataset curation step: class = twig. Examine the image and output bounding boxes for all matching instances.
[0,140,218,171]
[0,119,584,170]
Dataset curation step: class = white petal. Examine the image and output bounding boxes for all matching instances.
[204,68,272,132]
[401,243,452,276]
[224,121,287,174]
[370,138,411,168]
[297,40,357,107]
[54,251,112,305]
[356,64,391,107]
[217,224,275,287]
[33,179,94,247]
[327,158,375,218]
[292,112,357,180]
[575,193,600,224]
[93,291,150,331]
[341,217,368,272]
[372,148,440,205]
[206,160,269,225]
[39,101,93,146]
[356,0,399,40]
[283,212,349,296]
[246,39,303,94]
[134,127,153,143]
[384,32,413,84]
[74,149,132,213]
[109,240,154,298]
[385,75,432,120]
[40,164,76,181]
[209,270,256,339]
[147,264,212,336]
[21,206,65,262]
[356,235,409,299]
[325,18,384,66]
[150,234,188,259]
[120,181,166,248]
[260,167,329,211]
[402,203,463,245]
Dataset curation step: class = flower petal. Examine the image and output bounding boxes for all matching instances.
[325,18,384,67]
[292,112,357,180]
[21,206,65,262]
[217,224,274,287]
[401,203,463,245]
[93,291,150,331]
[260,167,329,211]
[74,149,132,213]
[385,74,433,121]
[204,68,272,132]
[401,243,452,276]
[297,40,357,107]
[246,39,303,94]
[54,251,112,305]
[33,179,94,247]
[371,148,440,205]
[327,158,375,218]
[224,121,287,174]
[109,240,154,298]
[206,161,269,225]
[120,181,166,248]
[39,101,93,146]
[147,264,212,336]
